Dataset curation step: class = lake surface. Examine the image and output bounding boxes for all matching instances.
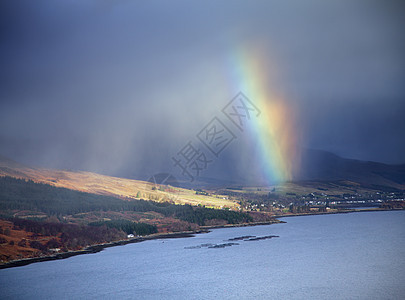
[1,210,404,299]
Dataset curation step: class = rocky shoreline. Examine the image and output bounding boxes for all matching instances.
[0,231,202,269]
[0,208,391,269]
[274,207,389,219]
[0,219,284,269]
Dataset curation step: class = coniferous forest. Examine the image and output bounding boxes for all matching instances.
[0,176,252,225]
[0,176,254,261]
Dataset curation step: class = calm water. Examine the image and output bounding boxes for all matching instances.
[1,210,404,299]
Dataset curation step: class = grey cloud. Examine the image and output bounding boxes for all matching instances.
[0,0,404,183]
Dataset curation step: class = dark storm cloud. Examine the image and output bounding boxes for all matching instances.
[0,0,404,182]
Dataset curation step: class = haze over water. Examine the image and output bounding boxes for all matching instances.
[1,210,404,299]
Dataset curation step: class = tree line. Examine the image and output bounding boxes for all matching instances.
[9,217,126,251]
[89,219,158,235]
[0,176,252,226]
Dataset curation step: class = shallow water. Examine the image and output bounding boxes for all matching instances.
[1,210,404,299]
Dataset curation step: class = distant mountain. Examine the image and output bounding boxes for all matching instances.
[173,149,405,190]
[295,149,405,189]
[0,154,29,169]
[1,150,404,192]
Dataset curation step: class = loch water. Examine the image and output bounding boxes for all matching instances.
[1,210,404,299]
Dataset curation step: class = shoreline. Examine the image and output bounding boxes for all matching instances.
[0,219,283,270]
[0,207,396,270]
[0,231,203,270]
[274,207,389,219]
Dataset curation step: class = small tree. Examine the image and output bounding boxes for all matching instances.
[18,239,27,247]
[46,238,60,249]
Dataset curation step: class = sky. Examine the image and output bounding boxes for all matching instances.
[1,0,404,184]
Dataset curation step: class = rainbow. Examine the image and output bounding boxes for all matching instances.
[228,47,299,185]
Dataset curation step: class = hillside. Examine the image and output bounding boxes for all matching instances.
[0,176,255,263]
[1,153,403,265]
[296,149,405,190]
[188,149,405,190]
[0,155,237,209]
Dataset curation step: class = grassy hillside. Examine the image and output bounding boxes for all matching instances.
[0,177,251,225]
[296,149,405,189]
[0,156,237,209]
[0,176,253,263]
